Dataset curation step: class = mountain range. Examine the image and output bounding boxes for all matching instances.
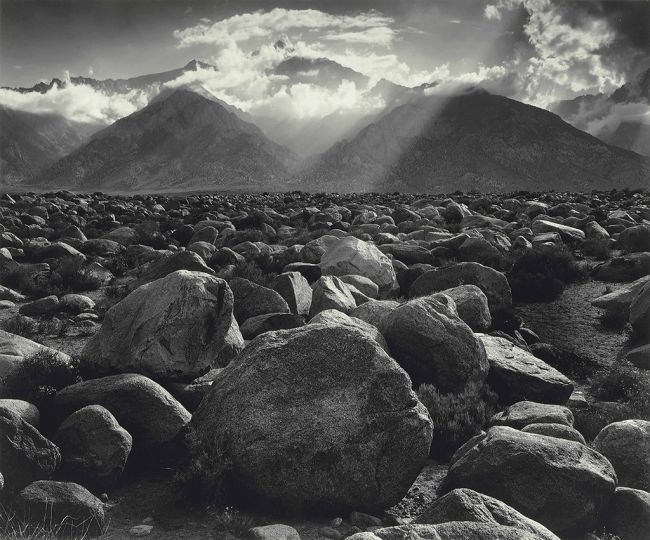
[1,57,649,192]
[39,89,299,191]
[304,89,649,193]
[550,67,650,157]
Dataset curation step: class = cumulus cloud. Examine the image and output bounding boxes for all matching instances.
[164,40,386,120]
[0,81,150,124]
[173,8,394,48]
[484,0,626,106]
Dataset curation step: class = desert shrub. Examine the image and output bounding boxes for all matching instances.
[600,307,628,330]
[489,307,521,333]
[591,360,650,419]
[417,382,498,461]
[0,260,101,298]
[230,261,278,289]
[136,230,168,250]
[0,503,95,540]
[582,237,611,260]
[1,315,39,339]
[102,254,130,277]
[508,245,586,302]
[0,270,51,299]
[1,350,81,410]
[213,507,257,538]
[174,427,233,507]
[281,229,314,247]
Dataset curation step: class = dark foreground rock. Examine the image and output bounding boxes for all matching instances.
[190,323,433,514]
[0,408,60,495]
[54,374,190,457]
[16,480,106,536]
[443,426,616,534]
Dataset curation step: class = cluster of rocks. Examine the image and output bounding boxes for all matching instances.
[0,189,649,538]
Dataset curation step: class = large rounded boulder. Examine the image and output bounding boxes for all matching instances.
[409,262,512,314]
[54,374,190,456]
[54,405,132,492]
[190,324,433,514]
[319,237,397,297]
[414,488,559,540]
[443,426,617,535]
[81,270,241,382]
[592,419,650,491]
[384,296,488,391]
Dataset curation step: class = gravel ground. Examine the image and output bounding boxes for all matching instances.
[515,279,636,371]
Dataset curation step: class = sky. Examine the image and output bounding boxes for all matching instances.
[0,0,648,126]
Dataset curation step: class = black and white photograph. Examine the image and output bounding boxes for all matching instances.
[0,0,649,538]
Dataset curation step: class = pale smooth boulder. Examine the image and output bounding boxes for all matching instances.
[81,270,240,382]
[479,335,574,405]
[490,401,574,430]
[309,276,357,318]
[320,237,397,296]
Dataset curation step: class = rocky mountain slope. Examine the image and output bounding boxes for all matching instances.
[303,90,650,192]
[0,106,100,186]
[37,89,299,191]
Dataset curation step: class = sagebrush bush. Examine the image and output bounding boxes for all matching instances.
[1,350,81,410]
[1,315,39,339]
[213,507,257,538]
[582,237,611,260]
[417,382,498,461]
[229,261,278,288]
[0,270,50,298]
[591,360,650,419]
[174,428,233,507]
[600,307,628,330]
[0,260,101,298]
[508,245,586,302]
[102,254,130,278]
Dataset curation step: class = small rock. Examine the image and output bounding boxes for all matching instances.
[129,524,153,536]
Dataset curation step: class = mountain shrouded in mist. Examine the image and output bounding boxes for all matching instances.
[550,67,650,156]
[37,89,299,191]
[0,106,100,186]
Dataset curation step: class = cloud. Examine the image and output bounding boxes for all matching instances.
[0,80,150,123]
[324,27,395,46]
[483,0,626,107]
[174,8,394,48]
[163,40,386,120]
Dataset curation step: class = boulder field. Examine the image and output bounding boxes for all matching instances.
[1,189,649,538]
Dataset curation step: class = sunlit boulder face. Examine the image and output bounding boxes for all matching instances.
[190,324,433,514]
[81,270,241,381]
[319,237,398,297]
[443,426,617,535]
[384,295,489,392]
